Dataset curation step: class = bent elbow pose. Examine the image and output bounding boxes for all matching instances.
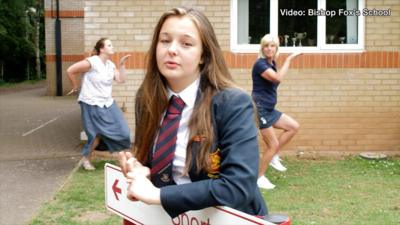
[251,34,302,189]
[67,38,131,170]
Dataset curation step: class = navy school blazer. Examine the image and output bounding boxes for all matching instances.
[156,88,268,218]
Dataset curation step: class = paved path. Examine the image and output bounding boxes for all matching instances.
[0,87,82,225]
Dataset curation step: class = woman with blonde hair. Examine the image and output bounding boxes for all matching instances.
[252,34,302,189]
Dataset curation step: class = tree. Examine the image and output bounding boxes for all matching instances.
[0,0,44,82]
[29,0,44,80]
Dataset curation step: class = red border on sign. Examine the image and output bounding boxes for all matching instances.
[214,206,265,225]
[107,205,145,225]
[105,164,145,225]
[105,164,265,225]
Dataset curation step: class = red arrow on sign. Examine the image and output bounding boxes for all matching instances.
[112,179,122,200]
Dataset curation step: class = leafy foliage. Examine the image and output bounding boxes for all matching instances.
[0,0,45,82]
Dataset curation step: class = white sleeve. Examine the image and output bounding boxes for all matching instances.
[86,56,97,71]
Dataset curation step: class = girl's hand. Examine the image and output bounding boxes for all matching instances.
[118,151,132,177]
[125,157,150,182]
[120,152,158,204]
[118,151,146,177]
[118,151,150,181]
[126,175,161,205]
[66,88,79,95]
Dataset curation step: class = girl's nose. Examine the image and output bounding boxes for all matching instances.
[168,42,178,55]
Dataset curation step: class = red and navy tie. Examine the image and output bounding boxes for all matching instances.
[151,95,185,187]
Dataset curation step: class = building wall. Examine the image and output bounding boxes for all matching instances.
[83,0,230,52]
[234,68,399,156]
[44,0,85,95]
[45,0,400,156]
[365,1,400,51]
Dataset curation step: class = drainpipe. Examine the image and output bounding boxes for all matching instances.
[55,0,62,96]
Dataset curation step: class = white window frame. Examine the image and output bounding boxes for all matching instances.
[230,0,365,53]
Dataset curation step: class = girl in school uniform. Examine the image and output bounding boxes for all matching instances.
[119,7,268,223]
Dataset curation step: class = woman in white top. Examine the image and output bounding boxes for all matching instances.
[67,38,131,170]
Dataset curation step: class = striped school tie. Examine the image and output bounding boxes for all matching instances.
[151,95,185,187]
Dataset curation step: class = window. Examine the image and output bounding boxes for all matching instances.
[278,0,318,47]
[231,0,365,52]
[325,0,359,45]
[237,0,270,44]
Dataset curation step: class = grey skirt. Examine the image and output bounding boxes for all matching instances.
[79,101,131,156]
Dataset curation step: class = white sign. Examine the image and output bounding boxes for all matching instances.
[105,163,273,225]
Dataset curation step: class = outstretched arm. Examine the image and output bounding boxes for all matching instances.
[261,52,302,83]
[114,54,131,83]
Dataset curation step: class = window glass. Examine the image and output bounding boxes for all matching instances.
[326,0,358,44]
[232,0,364,52]
[237,0,270,44]
[249,0,270,44]
[278,0,318,47]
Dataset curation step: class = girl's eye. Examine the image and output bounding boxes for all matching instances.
[160,39,170,44]
[183,42,193,47]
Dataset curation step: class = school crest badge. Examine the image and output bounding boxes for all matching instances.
[208,149,221,178]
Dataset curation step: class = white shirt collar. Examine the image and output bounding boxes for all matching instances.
[167,78,200,108]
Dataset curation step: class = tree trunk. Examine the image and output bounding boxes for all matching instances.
[35,18,40,79]
[35,1,41,80]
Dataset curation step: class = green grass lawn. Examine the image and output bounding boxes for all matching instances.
[263,158,400,225]
[30,157,400,225]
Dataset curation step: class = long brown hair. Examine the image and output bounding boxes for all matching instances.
[134,7,237,173]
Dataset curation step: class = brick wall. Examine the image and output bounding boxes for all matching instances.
[44,0,83,10]
[44,0,84,95]
[83,0,230,52]
[365,1,400,51]
[44,0,400,156]
[233,68,400,156]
